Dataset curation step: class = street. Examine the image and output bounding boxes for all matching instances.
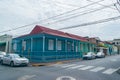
[0,55,120,80]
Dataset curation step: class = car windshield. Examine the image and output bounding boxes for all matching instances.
[87,52,92,55]
[12,54,22,58]
[97,52,102,55]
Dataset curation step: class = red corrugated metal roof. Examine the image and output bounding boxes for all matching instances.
[30,25,88,42]
[64,33,88,42]
[30,25,71,38]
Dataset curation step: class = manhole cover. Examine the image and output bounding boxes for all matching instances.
[56,76,76,80]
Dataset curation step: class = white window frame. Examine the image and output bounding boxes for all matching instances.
[72,42,74,51]
[48,39,54,50]
[22,41,26,50]
[67,42,71,51]
[57,40,62,50]
[13,43,17,51]
[76,46,78,52]
[80,43,83,51]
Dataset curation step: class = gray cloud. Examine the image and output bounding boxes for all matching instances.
[0,0,119,40]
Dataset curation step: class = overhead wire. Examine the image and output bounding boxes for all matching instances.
[0,0,105,33]
[114,3,120,13]
[44,3,117,26]
[47,0,105,20]
[53,1,81,7]
[6,0,120,38]
[0,3,116,34]
[115,0,120,13]
[58,15,120,30]
[117,0,120,5]
[0,0,118,37]
[86,0,117,10]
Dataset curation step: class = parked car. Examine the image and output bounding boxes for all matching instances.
[96,52,105,58]
[0,53,29,67]
[0,51,6,60]
[83,52,96,60]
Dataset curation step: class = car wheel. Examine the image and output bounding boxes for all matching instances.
[10,61,14,67]
[95,56,97,59]
[90,57,92,60]
[86,57,88,60]
[26,64,29,67]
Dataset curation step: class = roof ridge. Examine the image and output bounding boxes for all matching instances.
[29,25,88,42]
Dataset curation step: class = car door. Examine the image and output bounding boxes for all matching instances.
[3,55,11,64]
[6,55,12,65]
[2,55,9,64]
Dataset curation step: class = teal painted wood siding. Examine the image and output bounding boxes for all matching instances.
[12,33,82,62]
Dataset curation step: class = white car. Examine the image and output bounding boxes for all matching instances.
[96,52,105,58]
[0,53,29,67]
[0,51,6,60]
[83,52,96,60]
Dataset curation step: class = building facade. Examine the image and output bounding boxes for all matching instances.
[0,34,12,53]
[12,25,96,62]
[110,39,120,54]
[112,39,120,45]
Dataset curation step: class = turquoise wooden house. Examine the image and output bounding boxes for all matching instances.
[104,42,118,55]
[12,25,95,62]
[79,41,96,55]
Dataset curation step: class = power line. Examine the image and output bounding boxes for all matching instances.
[44,3,116,26]
[58,15,120,30]
[116,0,120,13]
[49,0,105,20]
[12,14,120,37]
[54,1,81,7]
[0,0,105,34]
[117,0,120,5]
[86,0,117,10]
[43,0,104,20]
[0,2,116,34]
[114,3,120,13]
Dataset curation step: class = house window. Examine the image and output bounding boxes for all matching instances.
[76,46,78,52]
[75,42,78,52]
[72,42,74,51]
[57,41,62,50]
[80,43,83,51]
[22,41,26,50]
[67,42,71,51]
[13,43,17,51]
[48,39,54,50]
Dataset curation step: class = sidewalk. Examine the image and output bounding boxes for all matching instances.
[30,59,82,67]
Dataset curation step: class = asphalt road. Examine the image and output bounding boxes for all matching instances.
[0,55,120,80]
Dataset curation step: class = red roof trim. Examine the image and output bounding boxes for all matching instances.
[18,25,88,42]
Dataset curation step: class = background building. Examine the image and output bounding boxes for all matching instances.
[0,34,12,53]
[112,39,120,45]
[110,39,120,54]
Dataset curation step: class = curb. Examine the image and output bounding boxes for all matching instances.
[30,59,82,67]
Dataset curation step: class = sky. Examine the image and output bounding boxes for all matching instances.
[0,0,120,41]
